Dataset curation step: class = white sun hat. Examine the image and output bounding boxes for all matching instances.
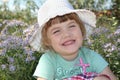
[29,0,96,51]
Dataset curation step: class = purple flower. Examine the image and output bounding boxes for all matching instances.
[1,64,6,70]
[23,23,39,42]
[1,19,28,36]
[3,20,10,24]
[8,57,14,63]
[0,23,2,27]
[34,23,39,29]
[91,27,110,37]
[22,39,29,46]
[107,45,117,52]
[0,36,24,50]
[25,56,36,62]
[9,64,16,72]
[5,20,27,27]
[107,33,114,39]
[103,43,117,53]
[0,35,7,41]
[0,49,6,56]
[24,49,34,55]
[114,29,120,35]
[103,43,112,48]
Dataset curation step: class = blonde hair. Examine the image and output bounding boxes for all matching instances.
[41,13,86,50]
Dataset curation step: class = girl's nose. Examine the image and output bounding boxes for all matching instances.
[62,30,72,38]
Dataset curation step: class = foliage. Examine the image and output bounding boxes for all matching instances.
[84,12,120,79]
[112,0,120,23]
[0,19,42,80]
[0,0,119,80]
[69,0,113,10]
[0,0,38,24]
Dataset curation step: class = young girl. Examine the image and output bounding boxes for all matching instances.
[29,0,117,80]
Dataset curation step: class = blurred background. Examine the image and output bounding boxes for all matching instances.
[0,0,119,80]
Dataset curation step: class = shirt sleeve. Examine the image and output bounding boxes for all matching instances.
[33,53,55,80]
[89,49,108,73]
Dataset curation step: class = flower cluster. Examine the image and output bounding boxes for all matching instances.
[85,25,120,78]
[1,20,28,36]
[0,20,41,80]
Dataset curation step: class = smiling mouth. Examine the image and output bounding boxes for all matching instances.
[62,40,75,46]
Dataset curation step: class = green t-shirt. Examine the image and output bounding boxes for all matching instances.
[33,47,108,80]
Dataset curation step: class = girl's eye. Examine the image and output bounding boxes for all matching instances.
[69,25,76,28]
[53,30,60,34]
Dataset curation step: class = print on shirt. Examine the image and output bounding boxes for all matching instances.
[57,58,97,80]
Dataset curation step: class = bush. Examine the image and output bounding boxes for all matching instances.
[0,20,41,80]
[84,13,120,79]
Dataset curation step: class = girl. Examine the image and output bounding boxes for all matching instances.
[29,0,117,80]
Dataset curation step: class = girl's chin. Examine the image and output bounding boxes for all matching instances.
[60,47,79,53]
[61,44,80,50]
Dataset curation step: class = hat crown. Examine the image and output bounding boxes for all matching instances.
[38,0,74,27]
[44,0,73,8]
[41,0,74,11]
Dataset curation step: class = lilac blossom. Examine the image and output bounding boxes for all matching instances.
[5,20,27,27]
[1,27,9,35]
[24,49,34,56]
[114,29,120,36]
[0,35,7,41]
[0,19,38,79]
[2,20,10,24]
[103,43,117,53]
[91,27,110,37]
[1,20,28,35]
[107,45,117,52]
[0,36,24,50]
[34,23,39,29]
[107,33,114,39]
[104,43,112,48]
[22,38,29,47]
[23,23,39,40]
[0,49,6,56]
[9,64,16,72]
[8,57,14,63]
[15,54,23,59]
[0,23,2,27]
[1,64,6,70]
[24,49,36,63]
[25,56,36,62]
[85,38,94,46]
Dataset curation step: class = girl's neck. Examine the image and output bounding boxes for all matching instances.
[61,51,79,61]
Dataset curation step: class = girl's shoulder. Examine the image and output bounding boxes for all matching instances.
[40,50,58,63]
[80,47,97,54]
[80,46,102,59]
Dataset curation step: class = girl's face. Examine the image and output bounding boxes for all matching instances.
[47,20,83,60]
